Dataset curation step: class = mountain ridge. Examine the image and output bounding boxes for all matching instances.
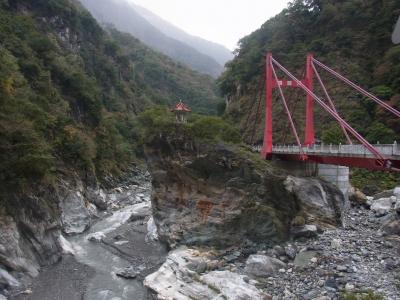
[80,0,225,78]
[131,2,233,66]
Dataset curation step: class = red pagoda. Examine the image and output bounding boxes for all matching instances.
[171,100,191,123]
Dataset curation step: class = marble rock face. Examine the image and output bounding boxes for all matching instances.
[60,184,91,235]
[144,247,270,300]
[145,137,345,248]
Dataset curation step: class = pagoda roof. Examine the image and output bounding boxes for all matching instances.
[172,101,191,112]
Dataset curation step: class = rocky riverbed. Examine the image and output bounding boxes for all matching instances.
[4,169,168,300]
[144,188,400,300]
[141,135,400,300]
[6,181,400,300]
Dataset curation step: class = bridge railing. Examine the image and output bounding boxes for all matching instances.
[253,143,400,157]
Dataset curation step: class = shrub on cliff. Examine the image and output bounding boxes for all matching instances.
[190,116,241,144]
[137,106,241,145]
[136,106,176,139]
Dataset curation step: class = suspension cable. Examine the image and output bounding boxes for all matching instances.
[270,59,305,157]
[313,58,400,118]
[282,67,304,145]
[271,57,386,165]
[311,61,353,144]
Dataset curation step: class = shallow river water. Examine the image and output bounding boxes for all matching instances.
[68,202,154,300]
[12,181,167,300]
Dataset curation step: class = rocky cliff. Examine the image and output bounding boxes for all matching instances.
[145,134,346,249]
[0,166,144,296]
[0,188,61,289]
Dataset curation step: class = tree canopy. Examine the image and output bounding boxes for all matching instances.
[219,0,400,146]
[0,0,222,191]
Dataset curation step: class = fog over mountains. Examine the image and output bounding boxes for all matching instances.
[80,0,233,77]
[132,3,233,66]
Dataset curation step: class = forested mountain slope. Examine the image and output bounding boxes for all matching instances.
[0,0,221,195]
[132,2,233,66]
[80,0,224,78]
[219,0,400,145]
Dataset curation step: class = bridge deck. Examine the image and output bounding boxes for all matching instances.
[272,144,400,159]
[254,144,400,171]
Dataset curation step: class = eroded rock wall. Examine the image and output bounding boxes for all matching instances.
[145,136,346,249]
[0,186,62,292]
[0,171,122,294]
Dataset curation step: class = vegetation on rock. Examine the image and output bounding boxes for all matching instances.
[137,106,241,147]
[0,0,222,197]
[343,290,384,300]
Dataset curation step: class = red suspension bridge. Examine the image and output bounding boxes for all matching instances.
[257,53,400,172]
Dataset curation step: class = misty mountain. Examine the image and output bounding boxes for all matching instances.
[80,0,224,77]
[132,3,233,66]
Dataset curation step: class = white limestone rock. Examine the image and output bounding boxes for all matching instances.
[393,187,400,199]
[58,234,75,255]
[144,247,269,300]
[86,231,106,242]
[60,186,91,235]
[0,267,20,288]
[145,216,159,242]
[202,270,268,300]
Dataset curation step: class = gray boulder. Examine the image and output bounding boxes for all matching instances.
[86,232,106,242]
[116,266,142,279]
[284,176,346,229]
[245,254,286,277]
[294,251,318,268]
[285,244,298,260]
[348,187,367,206]
[381,219,400,236]
[291,224,318,239]
[371,198,393,217]
[86,188,108,211]
[60,187,91,235]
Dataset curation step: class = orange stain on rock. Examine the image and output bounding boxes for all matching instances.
[196,200,215,222]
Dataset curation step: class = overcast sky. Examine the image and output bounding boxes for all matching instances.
[127,0,289,50]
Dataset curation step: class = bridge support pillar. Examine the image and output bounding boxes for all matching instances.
[261,53,273,159]
[272,160,318,177]
[317,164,350,198]
[272,161,350,198]
[304,53,315,146]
